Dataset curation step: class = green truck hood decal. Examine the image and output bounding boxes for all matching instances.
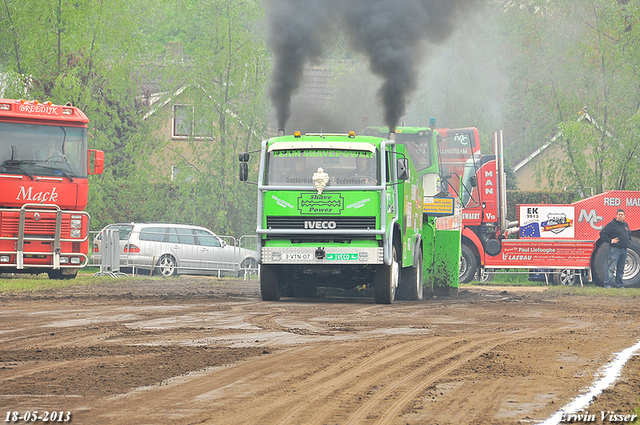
[264,191,380,216]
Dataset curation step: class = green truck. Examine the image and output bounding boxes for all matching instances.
[239,129,460,303]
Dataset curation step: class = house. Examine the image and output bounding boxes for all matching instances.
[512,108,603,195]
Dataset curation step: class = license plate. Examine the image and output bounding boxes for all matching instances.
[282,253,312,261]
[326,253,358,261]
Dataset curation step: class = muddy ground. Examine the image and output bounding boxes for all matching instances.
[0,277,639,425]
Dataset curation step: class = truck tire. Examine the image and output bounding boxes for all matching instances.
[374,245,399,304]
[592,242,608,287]
[459,244,477,284]
[592,237,640,288]
[552,269,576,286]
[397,247,423,301]
[260,264,281,301]
[47,269,78,280]
[623,237,640,288]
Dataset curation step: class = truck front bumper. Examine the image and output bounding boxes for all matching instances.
[261,247,383,264]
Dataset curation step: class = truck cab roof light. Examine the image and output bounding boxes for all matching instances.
[62,108,73,115]
[294,131,302,138]
[0,104,10,111]
[348,131,356,138]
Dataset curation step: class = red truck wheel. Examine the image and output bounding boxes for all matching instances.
[459,244,477,284]
[592,237,640,288]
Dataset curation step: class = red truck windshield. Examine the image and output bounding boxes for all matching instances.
[0,122,88,179]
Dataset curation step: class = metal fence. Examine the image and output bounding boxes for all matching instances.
[89,230,258,279]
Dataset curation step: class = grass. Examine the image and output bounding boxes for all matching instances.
[544,285,640,297]
[0,273,113,293]
[0,267,258,294]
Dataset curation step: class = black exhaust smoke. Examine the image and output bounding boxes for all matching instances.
[265,0,477,131]
[266,1,331,130]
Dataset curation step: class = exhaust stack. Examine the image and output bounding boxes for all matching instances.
[278,129,285,137]
[388,131,396,141]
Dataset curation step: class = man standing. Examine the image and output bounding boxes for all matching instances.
[599,209,631,288]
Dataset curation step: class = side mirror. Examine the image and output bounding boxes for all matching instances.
[88,149,104,175]
[239,162,248,181]
[397,158,409,181]
[239,152,249,162]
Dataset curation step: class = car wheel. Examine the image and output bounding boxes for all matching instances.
[552,269,576,286]
[157,255,177,277]
[374,245,399,304]
[238,257,258,277]
[477,268,494,283]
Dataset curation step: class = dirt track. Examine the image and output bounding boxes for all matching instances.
[1,277,639,425]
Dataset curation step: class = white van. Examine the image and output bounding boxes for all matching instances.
[93,223,257,277]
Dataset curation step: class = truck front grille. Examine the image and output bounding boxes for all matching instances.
[266,216,376,230]
[1,213,71,237]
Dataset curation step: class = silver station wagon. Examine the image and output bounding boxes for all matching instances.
[93,223,257,277]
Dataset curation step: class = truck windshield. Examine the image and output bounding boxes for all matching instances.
[0,122,88,179]
[266,149,378,186]
[393,133,432,172]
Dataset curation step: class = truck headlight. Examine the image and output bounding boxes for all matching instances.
[70,257,81,265]
[0,255,10,263]
[70,219,82,229]
[60,256,69,264]
[272,252,281,261]
[70,229,81,238]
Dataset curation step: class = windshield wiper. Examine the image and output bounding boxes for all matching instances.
[35,164,75,182]
[1,160,35,180]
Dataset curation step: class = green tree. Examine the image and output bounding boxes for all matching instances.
[502,0,640,193]
[146,0,269,236]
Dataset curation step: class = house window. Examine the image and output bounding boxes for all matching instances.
[173,104,192,137]
[172,104,213,138]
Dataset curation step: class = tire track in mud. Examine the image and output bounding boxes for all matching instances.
[234,337,457,425]
[272,332,534,425]
[348,332,531,425]
[174,331,539,425]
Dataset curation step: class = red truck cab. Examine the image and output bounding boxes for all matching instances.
[0,99,103,279]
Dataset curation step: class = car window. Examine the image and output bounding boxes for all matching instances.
[139,227,167,242]
[167,228,179,243]
[194,229,221,247]
[97,224,133,241]
[117,225,134,240]
[174,227,196,245]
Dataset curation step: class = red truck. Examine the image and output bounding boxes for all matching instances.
[365,123,640,287]
[437,127,640,287]
[0,98,104,279]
